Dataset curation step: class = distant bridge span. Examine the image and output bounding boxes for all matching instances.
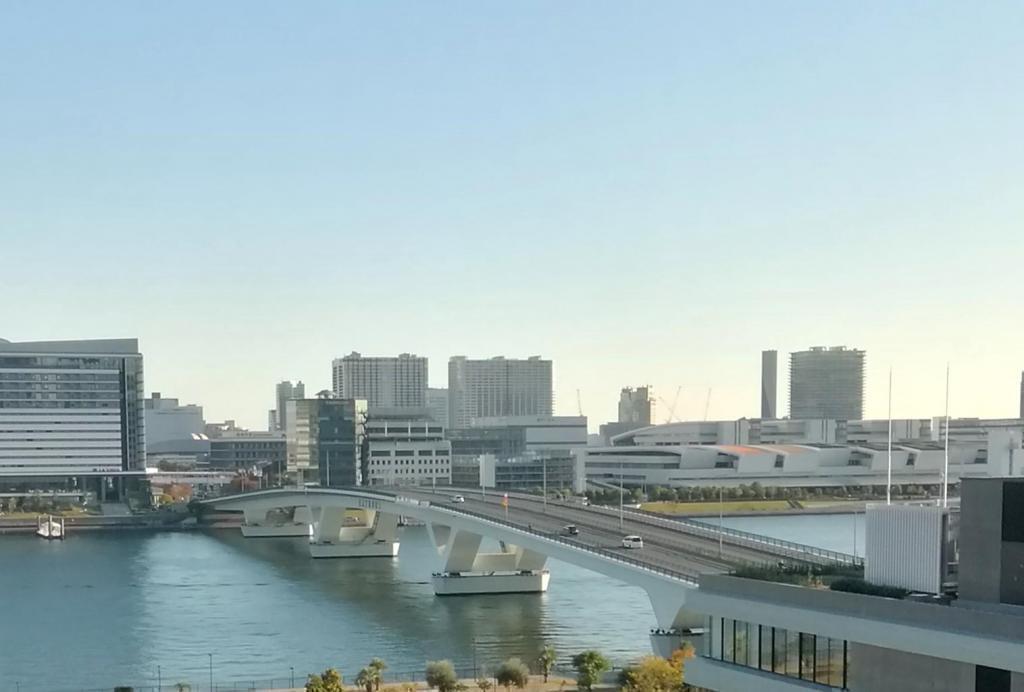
[203,486,858,633]
[205,486,701,629]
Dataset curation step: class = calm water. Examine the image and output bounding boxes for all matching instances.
[706,512,866,556]
[0,514,859,691]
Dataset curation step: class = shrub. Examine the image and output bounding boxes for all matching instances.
[495,658,530,690]
[425,660,459,692]
[571,650,610,691]
[829,578,909,599]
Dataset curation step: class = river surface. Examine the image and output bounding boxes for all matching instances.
[0,514,860,692]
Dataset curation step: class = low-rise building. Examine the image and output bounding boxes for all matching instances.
[580,436,1019,489]
[685,477,1024,691]
[208,431,286,473]
[364,408,450,486]
[449,416,587,491]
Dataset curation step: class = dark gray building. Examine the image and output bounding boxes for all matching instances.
[208,432,286,474]
[789,346,865,420]
[761,350,777,419]
[316,398,367,488]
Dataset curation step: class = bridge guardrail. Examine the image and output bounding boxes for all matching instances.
[427,501,700,585]
[438,487,862,567]
[583,503,862,566]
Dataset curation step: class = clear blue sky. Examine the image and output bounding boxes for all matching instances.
[3,2,1022,430]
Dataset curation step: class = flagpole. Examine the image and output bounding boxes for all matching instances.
[886,368,893,505]
[942,363,950,508]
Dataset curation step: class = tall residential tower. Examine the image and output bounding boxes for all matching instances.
[332,353,427,409]
[448,356,552,429]
[618,386,652,426]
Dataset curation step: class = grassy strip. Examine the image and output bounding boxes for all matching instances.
[640,500,793,514]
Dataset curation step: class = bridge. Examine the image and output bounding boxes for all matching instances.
[203,486,859,644]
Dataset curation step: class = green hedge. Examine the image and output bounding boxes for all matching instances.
[829,577,908,599]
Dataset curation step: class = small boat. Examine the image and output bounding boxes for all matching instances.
[36,515,65,540]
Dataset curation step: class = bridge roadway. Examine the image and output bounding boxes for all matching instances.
[384,486,849,576]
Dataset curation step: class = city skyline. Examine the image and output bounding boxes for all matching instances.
[3,2,1022,431]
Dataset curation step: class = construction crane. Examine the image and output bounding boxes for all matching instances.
[576,389,583,417]
[704,387,712,421]
[658,385,682,424]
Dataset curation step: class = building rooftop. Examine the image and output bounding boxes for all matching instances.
[0,338,140,354]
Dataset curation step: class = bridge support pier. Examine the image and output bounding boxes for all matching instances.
[643,582,706,658]
[241,505,313,537]
[428,524,549,595]
[308,506,400,558]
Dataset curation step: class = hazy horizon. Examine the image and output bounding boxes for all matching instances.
[3,2,1022,430]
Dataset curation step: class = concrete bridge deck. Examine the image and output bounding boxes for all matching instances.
[387,486,860,573]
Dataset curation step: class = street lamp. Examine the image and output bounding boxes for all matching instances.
[208,653,214,691]
[290,666,295,688]
[158,665,162,691]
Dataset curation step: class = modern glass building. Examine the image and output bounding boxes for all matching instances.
[789,346,865,420]
[0,338,145,479]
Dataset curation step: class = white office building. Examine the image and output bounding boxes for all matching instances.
[364,410,450,486]
[448,356,552,429]
[0,338,145,479]
[332,352,427,409]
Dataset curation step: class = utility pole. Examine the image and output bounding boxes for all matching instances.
[619,460,624,530]
[208,653,214,691]
[718,486,724,558]
[542,457,547,513]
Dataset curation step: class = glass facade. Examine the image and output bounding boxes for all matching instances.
[706,616,848,689]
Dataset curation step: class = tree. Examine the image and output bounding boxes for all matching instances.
[669,643,695,675]
[356,668,376,692]
[307,668,344,692]
[425,660,459,692]
[537,645,557,683]
[571,650,610,691]
[369,658,388,691]
[174,684,191,692]
[495,658,530,691]
[621,656,681,692]
[476,679,493,692]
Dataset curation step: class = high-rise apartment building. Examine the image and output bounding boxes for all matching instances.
[789,346,865,420]
[618,386,652,426]
[0,338,145,479]
[273,380,305,432]
[427,387,449,427]
[761,350,778,419]
[448,356,553,429]
[331,352,427,409]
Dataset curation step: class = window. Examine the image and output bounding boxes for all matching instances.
[708,620,848,690]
